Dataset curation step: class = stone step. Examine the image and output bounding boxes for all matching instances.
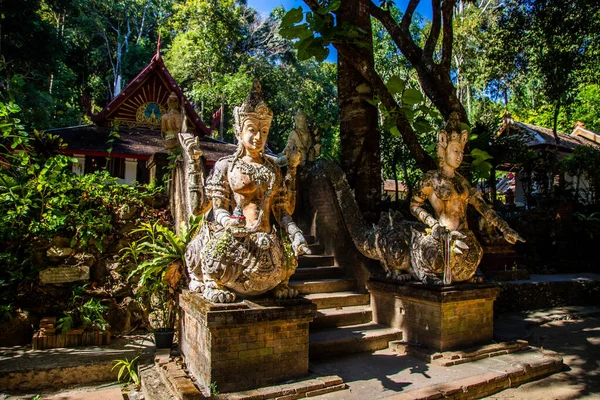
[289,278,356,295]
[298,255,335,268]
[292,266,345,281]
[302,291,369,310]
[308,243,324,254]
[311,305,373,329]
[309,323,403,359]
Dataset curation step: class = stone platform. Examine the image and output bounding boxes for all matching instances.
[0,336,154,393]
[367,279,500,351]
[178,290,317,393]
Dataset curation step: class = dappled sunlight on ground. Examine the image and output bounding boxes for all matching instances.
[486,317,600,399]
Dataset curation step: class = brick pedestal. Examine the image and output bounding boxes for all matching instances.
[367,279,500,351]
[178,291,317,393]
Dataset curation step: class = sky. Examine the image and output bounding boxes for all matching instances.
[247,0,433,63]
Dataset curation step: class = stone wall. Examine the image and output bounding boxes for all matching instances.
[178,291,317,393]
[368,279,500,351]
[495,277,600,313]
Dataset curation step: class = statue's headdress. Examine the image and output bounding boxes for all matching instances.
[167,91,179,107]
[437,112,469,166]
[233,79,273,134]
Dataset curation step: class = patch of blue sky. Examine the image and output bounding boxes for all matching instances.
[246,0,433,63]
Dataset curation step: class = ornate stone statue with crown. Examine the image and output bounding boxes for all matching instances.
[181,80,310,303]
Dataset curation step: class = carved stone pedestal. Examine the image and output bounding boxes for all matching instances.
[178,291,317,393]
[367,279,500,351]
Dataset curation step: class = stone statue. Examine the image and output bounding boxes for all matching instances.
[318,113,524,285]
[308,127,321,162]
[183,80,310,303]
[409,113,525,284]
[161,92,183,150]
[278,110,312,167]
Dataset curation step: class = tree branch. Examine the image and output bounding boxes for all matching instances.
[423,0,441,58]
[401,0,420,33]
[368,1,422,64]
[440,0,456,73]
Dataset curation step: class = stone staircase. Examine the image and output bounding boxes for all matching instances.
[290,236,402,360]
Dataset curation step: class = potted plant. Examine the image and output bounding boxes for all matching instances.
[123,219,199,348]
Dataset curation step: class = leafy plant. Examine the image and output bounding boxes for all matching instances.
[123,217,201,329]
[56,313,74,334]
[112,356,140,387]
[56,285,109,333]
[209,381,219,396]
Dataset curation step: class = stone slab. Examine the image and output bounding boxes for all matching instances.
[309,346,563,400]
[390,339,530,366]
[39,266,90,284]
[0,336,154,392]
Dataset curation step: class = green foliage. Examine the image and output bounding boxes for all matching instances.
[124,217,200,329]
[561,145,600,204]
[56,313,74,334]
[112,356,140,387]
[209,381,219,396]
[0,102,167,313]
[57,285,109,332]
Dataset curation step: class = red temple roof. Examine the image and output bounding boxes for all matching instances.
[91,54,210,136]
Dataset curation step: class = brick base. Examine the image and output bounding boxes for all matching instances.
[178,291,317,393]
[367,279,500,351]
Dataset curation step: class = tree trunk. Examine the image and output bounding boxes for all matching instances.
[337,0,381,223]
[488,165,497,205]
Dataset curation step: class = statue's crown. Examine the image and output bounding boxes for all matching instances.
[234,80,273,132]
[438,112,468,148]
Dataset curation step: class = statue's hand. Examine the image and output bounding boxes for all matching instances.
[286,140,302,169]
[503,228,525,244]
[291,233,311,257]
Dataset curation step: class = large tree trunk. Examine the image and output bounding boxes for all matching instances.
[337,0,381,223]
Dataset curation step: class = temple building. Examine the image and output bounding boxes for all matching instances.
[48,50,235,184]
[496,114,600,206]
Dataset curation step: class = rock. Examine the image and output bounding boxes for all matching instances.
[46,246,74,259]
[0,310,36,346]
[91,260,110,282]
[39,266,90,284]
[106,297,144,334]
[118,204,139,220]
[51,236,71,248]
[74,253,96,267]
[143,194,168,208]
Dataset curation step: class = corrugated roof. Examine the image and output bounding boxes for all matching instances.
[499,120,600,151]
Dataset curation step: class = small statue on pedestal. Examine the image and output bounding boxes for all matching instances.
[161,92,183,150]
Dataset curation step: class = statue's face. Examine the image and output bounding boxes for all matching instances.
[239,117,270,155]
[445,141,464,169]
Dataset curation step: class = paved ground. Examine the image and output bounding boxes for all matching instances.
[486,314,600,399]
[1,308,599,400]
[310,306,600,400]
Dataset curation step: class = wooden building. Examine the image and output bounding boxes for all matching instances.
[50,51,235,184]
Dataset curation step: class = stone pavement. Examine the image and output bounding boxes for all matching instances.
[1,308,599,400]
[311,306,600,400]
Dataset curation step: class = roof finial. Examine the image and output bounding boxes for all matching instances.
[155,35,162,60]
